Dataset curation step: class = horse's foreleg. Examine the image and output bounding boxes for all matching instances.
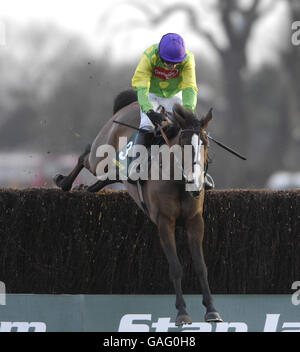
[53,144,91,191]
[186,214,223,322]
[158,215,192,326]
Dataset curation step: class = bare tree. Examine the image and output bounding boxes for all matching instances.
[280,0,300,169]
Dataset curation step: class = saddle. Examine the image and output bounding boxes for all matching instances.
[113,109,179,180]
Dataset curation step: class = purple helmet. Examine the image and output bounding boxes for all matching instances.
[158,33,186,63]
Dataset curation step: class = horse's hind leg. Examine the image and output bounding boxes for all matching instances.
[158,214,192,326]
[53,144,91,191]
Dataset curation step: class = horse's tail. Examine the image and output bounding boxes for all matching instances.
[113,89,137,114]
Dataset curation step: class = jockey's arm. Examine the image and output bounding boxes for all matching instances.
[181,53,198,112]
[132,54,154,113]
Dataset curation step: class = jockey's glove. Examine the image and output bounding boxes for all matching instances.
[146,110,166,126]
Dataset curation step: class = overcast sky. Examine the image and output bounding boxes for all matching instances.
[0,0,289,68]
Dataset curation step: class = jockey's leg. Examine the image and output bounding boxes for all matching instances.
[127,109,152,182]
[127,131,149,182]
[128,98,156,181]
[155,93,183,114]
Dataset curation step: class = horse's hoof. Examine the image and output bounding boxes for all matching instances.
[205,311,223,323]
[175,314,192,326]
[53,174,71,191]
[53,174,64,187]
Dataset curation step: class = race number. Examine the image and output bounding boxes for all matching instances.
[119,141,133,161]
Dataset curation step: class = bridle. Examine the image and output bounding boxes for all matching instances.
[169,126,209,196]
[178,127,208,173]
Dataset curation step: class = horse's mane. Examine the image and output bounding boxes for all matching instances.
[173,104,202,128]
[113,89,137,114]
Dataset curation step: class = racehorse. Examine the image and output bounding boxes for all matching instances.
[54,89,223,325]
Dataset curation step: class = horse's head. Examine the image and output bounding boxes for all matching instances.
[172,104,212,195]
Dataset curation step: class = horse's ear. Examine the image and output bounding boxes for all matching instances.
[172,104,186,128]
[201,108,213,130]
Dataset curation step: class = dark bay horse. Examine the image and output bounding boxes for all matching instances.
[54,89,223,325]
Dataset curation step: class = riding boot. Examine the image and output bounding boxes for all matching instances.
[128,131,147,182]
[204,173,215,190]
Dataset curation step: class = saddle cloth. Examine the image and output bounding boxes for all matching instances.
[112,124,178,179]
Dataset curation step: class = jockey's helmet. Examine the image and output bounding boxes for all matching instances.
[158,33,186,63]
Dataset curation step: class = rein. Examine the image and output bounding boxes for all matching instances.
[179,128,247,161]
[113,120,247,165]
[113,120,145,132]
[157,124,171,147]
[207,134,247,161]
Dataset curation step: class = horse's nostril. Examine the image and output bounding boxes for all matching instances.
[191,191,201,198]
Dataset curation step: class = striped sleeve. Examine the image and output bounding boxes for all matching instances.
[180,53,198,111]
[132,54,152,89]
[132,54,154,113]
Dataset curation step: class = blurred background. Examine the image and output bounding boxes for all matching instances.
[0,0,299,190]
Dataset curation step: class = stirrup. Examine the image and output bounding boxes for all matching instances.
[204,173,215,190]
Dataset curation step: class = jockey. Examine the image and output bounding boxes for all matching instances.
[132,32,197,132]
[129,33,214,189]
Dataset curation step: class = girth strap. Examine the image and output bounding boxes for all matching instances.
[136,180,150,218]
